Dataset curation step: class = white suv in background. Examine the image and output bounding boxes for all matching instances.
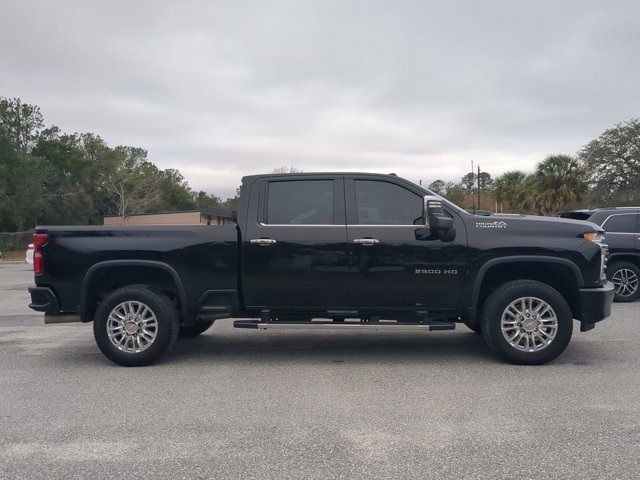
[25,243,34,264]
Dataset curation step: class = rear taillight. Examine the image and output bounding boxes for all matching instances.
[33,233,48,275]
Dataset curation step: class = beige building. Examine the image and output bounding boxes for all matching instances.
[104,207,234,226]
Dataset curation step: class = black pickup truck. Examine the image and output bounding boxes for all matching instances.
[29,172,614,366]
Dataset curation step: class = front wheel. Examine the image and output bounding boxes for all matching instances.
[481,280,573,365]
[93,286,179,366]
[607,261,640,302]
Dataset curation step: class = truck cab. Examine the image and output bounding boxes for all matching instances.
[239,173,467,315]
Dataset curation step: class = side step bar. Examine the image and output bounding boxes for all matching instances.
[233,320,455,331]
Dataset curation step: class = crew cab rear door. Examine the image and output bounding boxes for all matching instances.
[241,175,349,309]
[345,175,467,310]
[602,213,639,252]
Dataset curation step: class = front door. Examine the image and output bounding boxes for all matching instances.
[242,175,349,309]
[345,176,467,312]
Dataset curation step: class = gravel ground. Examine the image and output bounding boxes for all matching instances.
[1,263,639,479]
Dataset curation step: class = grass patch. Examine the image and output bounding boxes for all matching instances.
[1,250,26,262]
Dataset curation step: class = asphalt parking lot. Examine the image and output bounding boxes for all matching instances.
[1,263,640,479]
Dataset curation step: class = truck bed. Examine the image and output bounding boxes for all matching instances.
[34,225,239,317]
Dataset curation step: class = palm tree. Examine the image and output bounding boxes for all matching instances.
[494,170,528,212]
[530,154,587,215]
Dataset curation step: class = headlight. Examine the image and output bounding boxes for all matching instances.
[600,245,608,281]
[583,231,605,243]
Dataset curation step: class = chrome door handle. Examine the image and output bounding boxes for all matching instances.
[250,238,277,246]
[352,238,380,246]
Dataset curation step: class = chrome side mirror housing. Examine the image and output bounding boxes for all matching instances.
[419,195,455,242]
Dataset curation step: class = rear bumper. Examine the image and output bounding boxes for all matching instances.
[578,281,614,330]
[28,286,61,313]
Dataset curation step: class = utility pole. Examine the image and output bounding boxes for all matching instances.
[471,160,476,212]
[477,164,481,210]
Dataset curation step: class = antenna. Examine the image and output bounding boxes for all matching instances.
[477,163,481,210]
[471,160,476,214]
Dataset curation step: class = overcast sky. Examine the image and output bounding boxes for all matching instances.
[2,1,639,198]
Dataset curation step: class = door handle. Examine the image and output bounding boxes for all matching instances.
[352,238,380,246]
[250,238,277,246]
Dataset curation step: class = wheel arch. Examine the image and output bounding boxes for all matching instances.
[80,260,188,323]
[607,253,640,269]
[467,256,584,324]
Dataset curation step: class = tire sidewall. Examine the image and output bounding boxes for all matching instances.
[93,287,177,366]
[607,261,640,302]
[481,280,573,365]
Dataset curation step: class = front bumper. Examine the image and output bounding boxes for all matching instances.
[28,286,60,313]
[578,281,614,331]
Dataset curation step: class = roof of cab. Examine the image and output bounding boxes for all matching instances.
[241,172,403,184]
[593,206,640,212]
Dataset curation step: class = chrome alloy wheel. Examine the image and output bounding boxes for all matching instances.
[611,268,639,298]
[107,301,158,353]
[500,297,558,353]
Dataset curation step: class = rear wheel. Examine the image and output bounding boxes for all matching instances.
[481,280,573,365]
[93,286,179,366]
[179,319,215,337]
[607,261,640,302]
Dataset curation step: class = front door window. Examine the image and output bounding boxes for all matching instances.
[354,180,423,225]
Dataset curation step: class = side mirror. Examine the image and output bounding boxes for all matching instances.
[417,195,456,242]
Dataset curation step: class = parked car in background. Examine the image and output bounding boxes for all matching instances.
[25,243,34,264]
[584,208,640,302]
[559,209,595,221]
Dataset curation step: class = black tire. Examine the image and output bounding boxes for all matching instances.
[464,321,482,334]
[481,280,573,365]
[179,319,215,338]
[607,261,640,303]
[93,286,179,367]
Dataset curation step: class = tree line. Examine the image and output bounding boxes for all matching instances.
[1,95,639,234]
[0,96,237,232]
[428,119,640,215]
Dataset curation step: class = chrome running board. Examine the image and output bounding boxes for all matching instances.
[233,320,455,331]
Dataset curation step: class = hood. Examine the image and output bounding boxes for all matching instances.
[470,213,603,237]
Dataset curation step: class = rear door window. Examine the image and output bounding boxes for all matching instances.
[603,214,638,233]
[266,180,334,225]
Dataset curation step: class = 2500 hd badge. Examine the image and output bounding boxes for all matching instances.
[415,268,459,275]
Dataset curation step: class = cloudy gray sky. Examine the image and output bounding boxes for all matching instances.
[2,0,639,198]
